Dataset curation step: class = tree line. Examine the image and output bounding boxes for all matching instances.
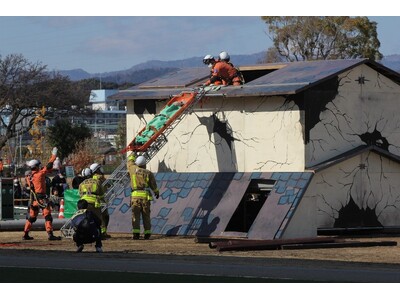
[0,53,129,172]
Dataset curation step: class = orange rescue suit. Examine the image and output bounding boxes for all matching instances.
[28,154,56,194]
[208,61,243,86]
[24,153,56,235]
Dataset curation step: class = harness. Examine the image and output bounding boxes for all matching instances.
[28,172,47,208]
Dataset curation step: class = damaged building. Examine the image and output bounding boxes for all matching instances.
[106,58,400,239]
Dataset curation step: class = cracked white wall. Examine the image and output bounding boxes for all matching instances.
[304,151,400,227]
[127,95,304,172]
[307,64,400,167]
[303,64,400,228]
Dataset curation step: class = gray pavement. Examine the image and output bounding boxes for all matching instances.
[1,249,400,282]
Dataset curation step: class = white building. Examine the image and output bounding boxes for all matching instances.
[105,59,400,239]
[83,89,126,144]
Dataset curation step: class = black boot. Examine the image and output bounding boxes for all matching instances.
[101,232,111,240]
[22,232,33,240]
[133,233,140,240]
[48,232,62,241]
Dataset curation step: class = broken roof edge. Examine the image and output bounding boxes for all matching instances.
[307,145,400,173]
[109,58,400,101]
[107,88,196,100]
[109,83,306,101]
[276,58,400,95]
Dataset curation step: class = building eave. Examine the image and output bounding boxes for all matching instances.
[308,145,400,172]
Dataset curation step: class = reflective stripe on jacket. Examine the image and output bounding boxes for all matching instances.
[127,160,158,201]
[78,178,104,208]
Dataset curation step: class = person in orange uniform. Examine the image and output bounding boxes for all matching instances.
[0,158,4,177]
[205,51,243,85]
[23,147,62,241]
[203,54,222,86]
[218,51,244,86]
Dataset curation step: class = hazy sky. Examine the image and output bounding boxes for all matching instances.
[1,1,399,73]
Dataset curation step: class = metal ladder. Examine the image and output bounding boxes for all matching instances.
[101,87,208,210]
[61,87,208,237]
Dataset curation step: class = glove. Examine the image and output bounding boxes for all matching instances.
[52,147,58,156]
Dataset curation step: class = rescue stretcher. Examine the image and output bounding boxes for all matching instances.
[122,89,206,156]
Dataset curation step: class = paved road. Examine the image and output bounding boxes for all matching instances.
[1,250,400,282]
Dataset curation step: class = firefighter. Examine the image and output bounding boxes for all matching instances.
[78,164,105,240]
[23,147,62,241]
[89,162,111,239]
[70,199,103,253]
[127,154,159,240]
[203,54,222,86]
[219,51,244,85]
[203,54,216,68]
[207,51,244,86]
[0,158,3,177]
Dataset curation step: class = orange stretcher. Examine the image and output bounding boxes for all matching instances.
[122,91,204,154]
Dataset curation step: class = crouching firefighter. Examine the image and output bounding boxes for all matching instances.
[23,147,62,241]
[71,199,103,253]
[127,154,159,240]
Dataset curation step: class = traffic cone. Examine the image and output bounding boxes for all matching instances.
[58,199,65,219]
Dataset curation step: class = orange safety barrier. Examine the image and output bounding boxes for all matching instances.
[58,199,65,219]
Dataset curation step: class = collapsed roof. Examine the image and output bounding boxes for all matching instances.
[109,59,400,101]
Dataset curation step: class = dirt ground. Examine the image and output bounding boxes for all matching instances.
[1,230,400,265]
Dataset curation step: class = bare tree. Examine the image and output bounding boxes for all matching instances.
[0,53,88,152]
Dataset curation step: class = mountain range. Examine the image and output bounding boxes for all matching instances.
[58,52,400,85]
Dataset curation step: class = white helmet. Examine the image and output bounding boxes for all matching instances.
[27,159,41,169]
[203,54,215,66]
[219,51,230,62]
[90,163,103,174]
[81,168,92,177]
[135,156,146,167]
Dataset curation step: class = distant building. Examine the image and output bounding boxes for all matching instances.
[1,90,126,170]
[74,89,126,146]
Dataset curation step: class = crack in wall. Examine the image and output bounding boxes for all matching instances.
[196,113,238,171]
[316,150,400,227]
[307,68,400,168]
[256,144,292,170]
[300,76,342,143]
